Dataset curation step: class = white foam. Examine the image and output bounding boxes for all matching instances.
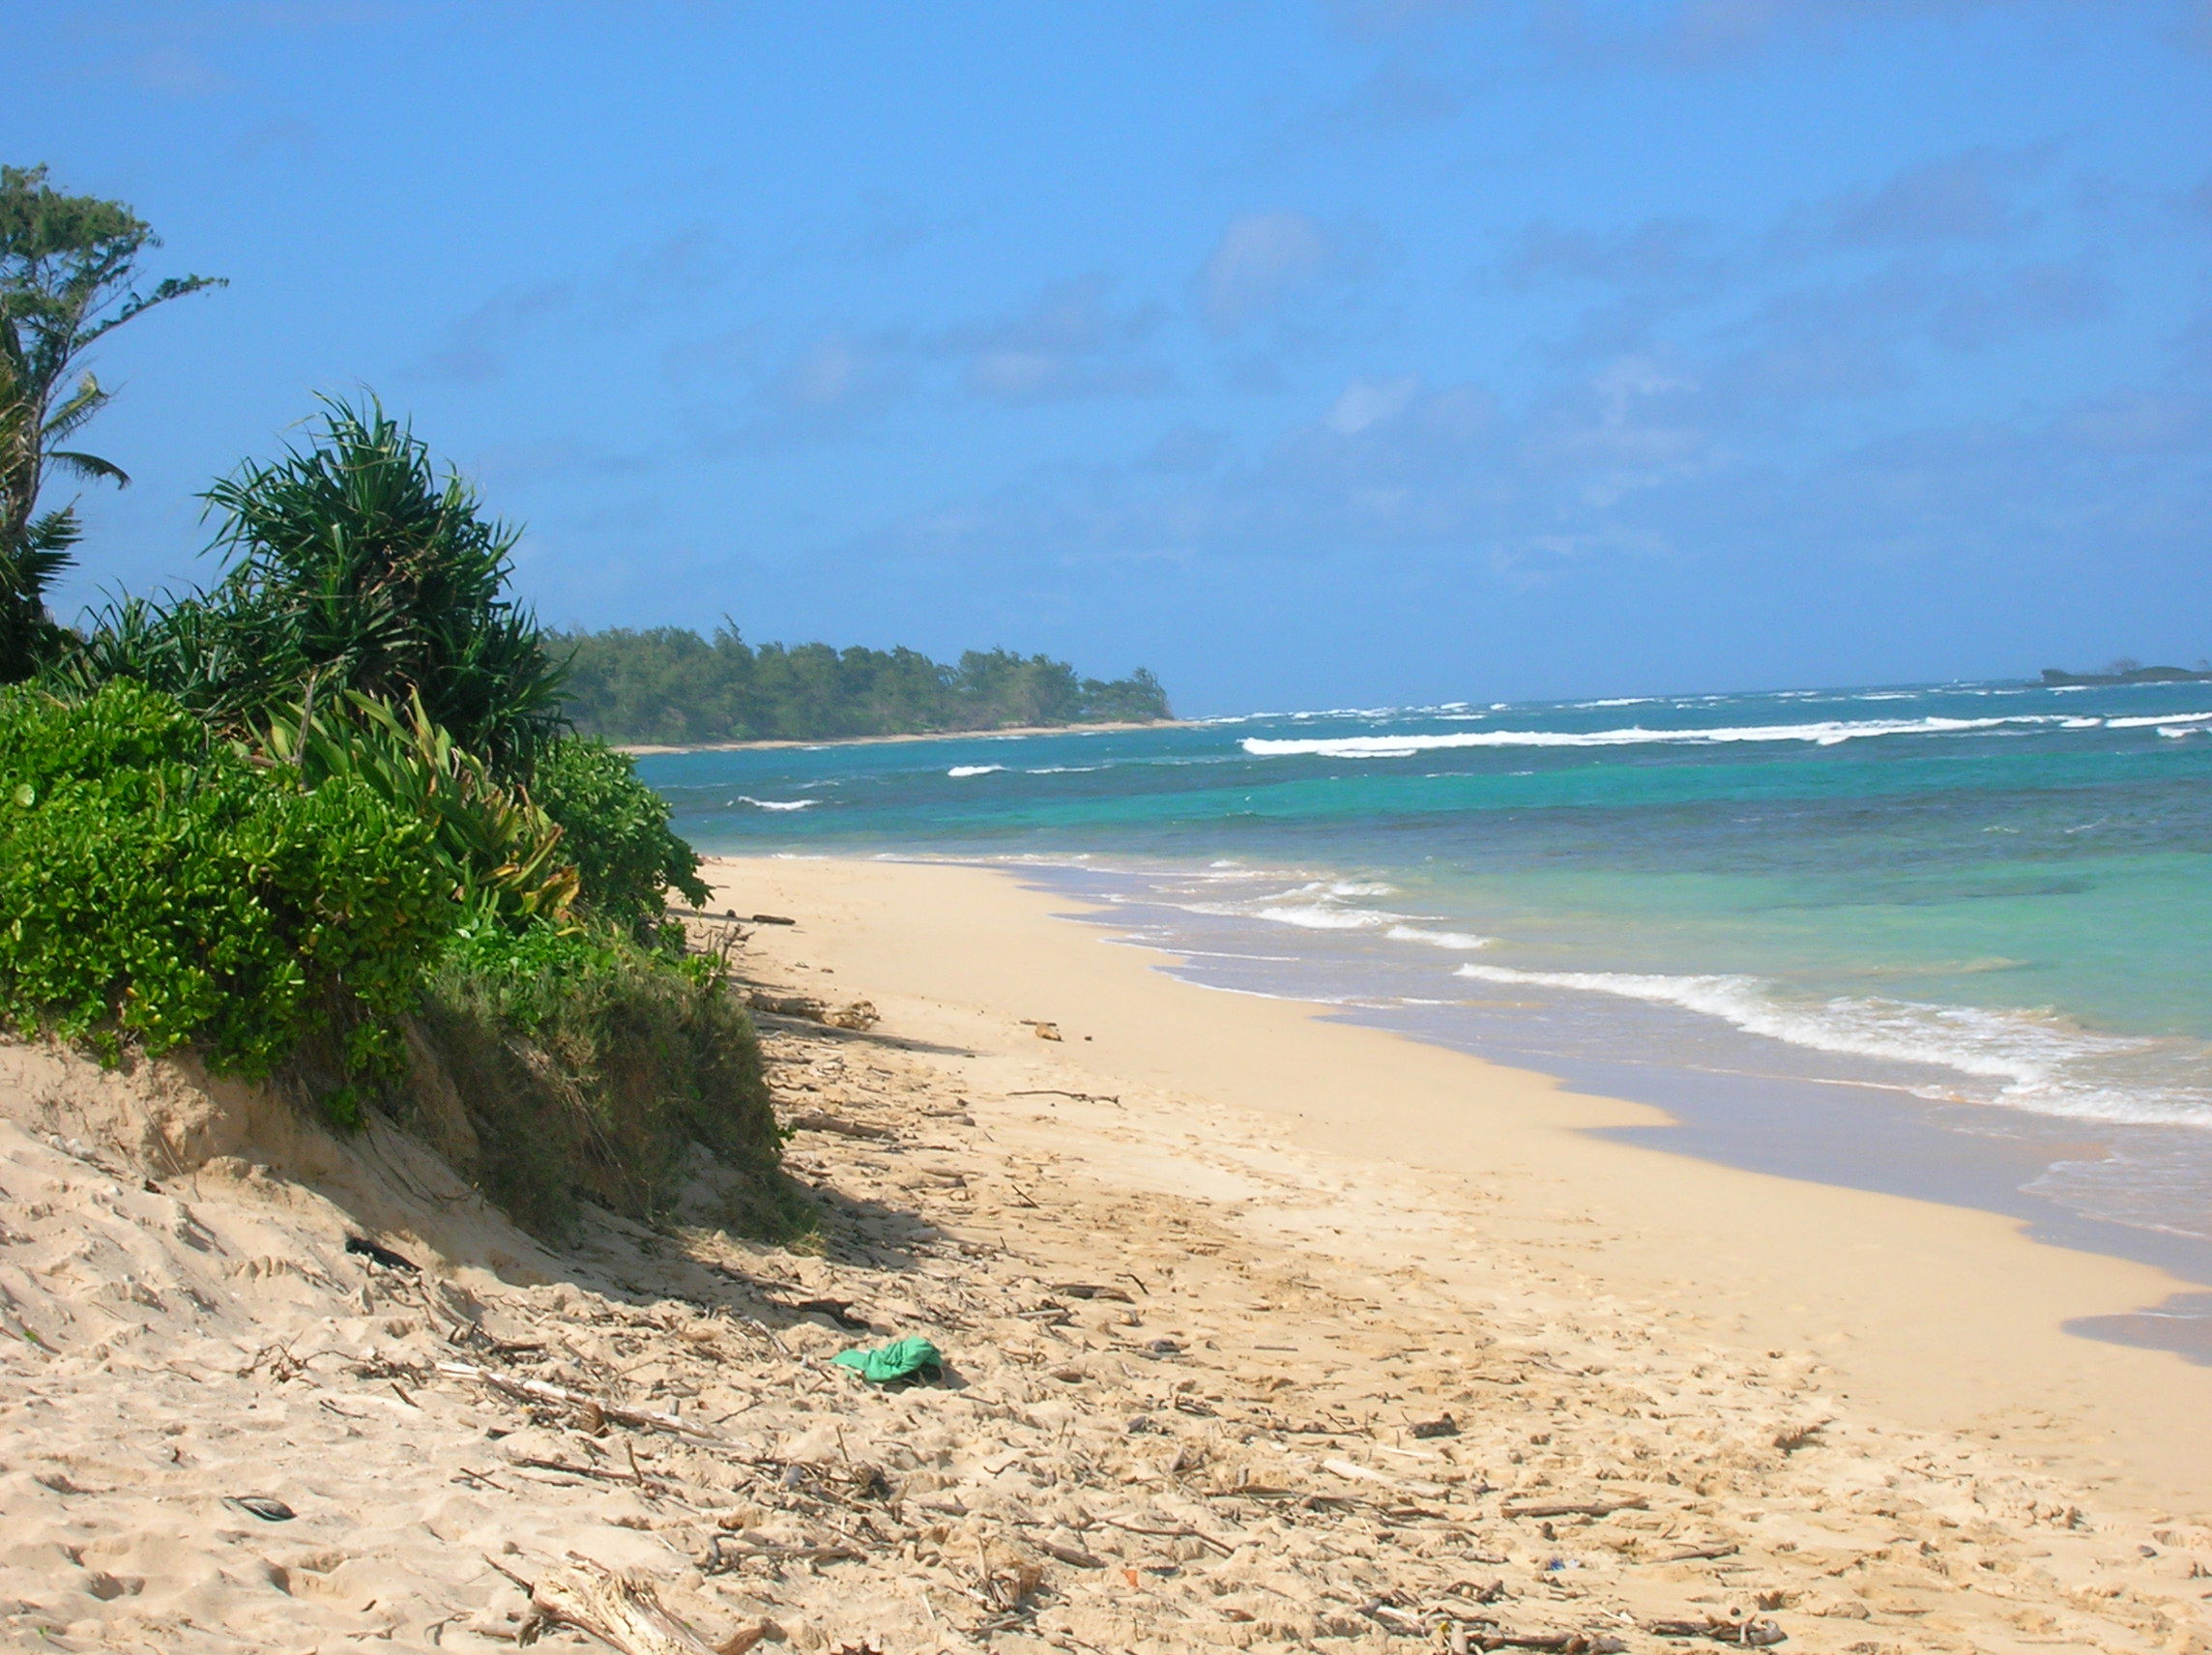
[946,765,1006,777]
[1242,713,2077,758]
[2107,711,2212,729]
[1385,924,1495,950]
[1026,765,1102,773]
[739,797,817,812]
[1453,963,2212,1130]
[1252,902,1398,930]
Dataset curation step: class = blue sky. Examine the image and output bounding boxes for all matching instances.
[9,1,2212,713]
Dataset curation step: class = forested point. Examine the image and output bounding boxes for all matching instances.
[554,625,1174,745]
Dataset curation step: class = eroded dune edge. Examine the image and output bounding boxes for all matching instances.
[1,869,2208,1655]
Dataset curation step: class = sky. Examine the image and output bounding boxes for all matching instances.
[8,1,2212,714]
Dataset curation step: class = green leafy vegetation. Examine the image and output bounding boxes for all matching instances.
[413,920,808,1237]
[557,624,1171,745]
[1,164,221,681]
[0,680,452,1086]
[532,734,709,929]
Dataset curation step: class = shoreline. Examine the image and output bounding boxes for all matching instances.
[702,852,2212,1512]
[614,716,1191,756]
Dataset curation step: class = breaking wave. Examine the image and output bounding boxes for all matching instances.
[1454,963,2212,1130]
[1241,711,2212,759]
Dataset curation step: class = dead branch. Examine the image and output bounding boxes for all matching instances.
[1501,1496,1649,1520]
[435,1361,727,1444]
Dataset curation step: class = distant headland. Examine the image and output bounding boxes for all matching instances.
[556,624,1173,746]
[2040,659,2212,686]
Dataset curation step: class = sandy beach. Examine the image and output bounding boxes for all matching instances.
[2,853,2208,1652]
[700,857,2212,1502]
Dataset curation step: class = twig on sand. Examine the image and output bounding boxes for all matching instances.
[1501,1496,1648,1520]
[435,1361,728,1443]
[1093,1516,1234,1556]
[1008,1089,1121,1105]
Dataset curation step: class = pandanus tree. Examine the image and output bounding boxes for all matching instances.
[197,396,568,771]
[0,165,221,680]
[71,396,568,775]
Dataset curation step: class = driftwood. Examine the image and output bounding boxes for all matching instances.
[1647,1614,1785,1645]
[783,1110,892,1141]
[1501,1496,1648,1520]
[1649,1541,1739,1563]
[698,1534,862,1573]
[436,1361,727,1443]
[529,1562,722,1654]
[748,992,879,1031]
[1049,1282,1135,1303]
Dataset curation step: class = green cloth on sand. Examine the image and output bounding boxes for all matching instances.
[832,1335,943,1384]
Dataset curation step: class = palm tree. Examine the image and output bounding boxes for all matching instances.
[0,164,221,679]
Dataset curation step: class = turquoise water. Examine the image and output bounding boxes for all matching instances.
[643,680,2212,1269]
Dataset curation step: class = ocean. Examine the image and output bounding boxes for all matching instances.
[640,679,2212,1352]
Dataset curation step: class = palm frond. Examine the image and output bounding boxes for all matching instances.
[44,450,129,487]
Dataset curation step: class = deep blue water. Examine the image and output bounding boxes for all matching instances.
[640,680,2212,1321]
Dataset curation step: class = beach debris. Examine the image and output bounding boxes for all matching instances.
[222,1495,295,1522]
[783,1110,891,1141]
[1409,1414,1460,1438]
[745,990,876,1030]
[1772,1420,1829,1453]
[1503,1495,1649,1520]
[701,1534,863,1573]
[1022,1020,1063,1040]
[748,914,796,925]
[769,1293,872,1329]
[1647,1614,1786,1645]
[1011,1088,1121,1105]
[1324,1457,1395,1485]
[1051,1281,1135,1302]
[530,1559,726,1654]
[830,1334,942,1385]
[1649,1541,1739,1563]
[434,1361,727,1442]
[343,1234,420,1273]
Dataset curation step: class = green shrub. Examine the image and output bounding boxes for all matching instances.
[0,681,453,1089]
[531,735,706,929]
[265,689,579,927]
[411,918,804,1238]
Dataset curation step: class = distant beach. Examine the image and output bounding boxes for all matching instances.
[613,716,1188,757]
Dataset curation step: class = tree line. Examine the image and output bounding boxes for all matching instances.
[558,626,1171,746]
